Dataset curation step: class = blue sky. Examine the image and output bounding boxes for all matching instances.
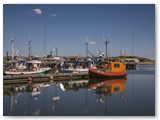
[3,4,155,59]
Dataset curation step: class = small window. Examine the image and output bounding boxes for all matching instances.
[114,64,120,68]
[114,87,120,92]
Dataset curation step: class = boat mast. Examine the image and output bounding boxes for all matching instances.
[132,31,134,57]
[26,36,32,59]
[104,34,110,58]
[85,36,89,57]
[10,33,15,62]
[44,14,47,57]
[85,36,95,58]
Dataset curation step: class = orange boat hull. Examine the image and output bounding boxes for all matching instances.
[89,69,127,78]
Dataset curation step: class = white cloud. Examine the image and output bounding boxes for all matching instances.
[33,8,42,14]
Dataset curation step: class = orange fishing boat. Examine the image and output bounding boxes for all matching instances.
[89,61,127,78]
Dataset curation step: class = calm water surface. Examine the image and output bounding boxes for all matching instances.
[3,65,155,116]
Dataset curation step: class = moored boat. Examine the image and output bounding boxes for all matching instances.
[4,60,50,75]
[89,61,127,78]
[61,68,88,73]
[60,60,89,73]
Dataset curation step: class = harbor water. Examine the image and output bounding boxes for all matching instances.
[3,65,155,116]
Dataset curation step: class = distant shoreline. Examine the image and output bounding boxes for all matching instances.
[137,62,155,65]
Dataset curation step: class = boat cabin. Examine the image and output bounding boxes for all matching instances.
[107,62,126,72]
[18,60,26,70]
[26,60,41,71]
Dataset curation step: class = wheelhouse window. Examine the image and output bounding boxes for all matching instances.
[114,87,120,92]
[114,64,120,68]
[37,64,41,67]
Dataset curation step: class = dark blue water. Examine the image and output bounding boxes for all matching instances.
[3,65,155,116]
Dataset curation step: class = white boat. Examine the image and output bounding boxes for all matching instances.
[4,60,50,75]
[61,68,88,73]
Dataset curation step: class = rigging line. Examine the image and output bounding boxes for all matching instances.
[132,31,134,104]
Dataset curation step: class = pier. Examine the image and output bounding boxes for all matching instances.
[3,73,89,84]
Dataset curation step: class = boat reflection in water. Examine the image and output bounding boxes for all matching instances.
[3,77,127,116]
[89,78,126,96]
[88,77,127,115]
[4,81,51,116]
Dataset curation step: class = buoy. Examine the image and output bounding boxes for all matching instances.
[28,77,33,81]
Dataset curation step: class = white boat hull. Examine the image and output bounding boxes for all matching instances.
[4,68,50,75]
[61,68,88,73]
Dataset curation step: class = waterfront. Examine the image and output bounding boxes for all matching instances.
[3,65,155,116]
